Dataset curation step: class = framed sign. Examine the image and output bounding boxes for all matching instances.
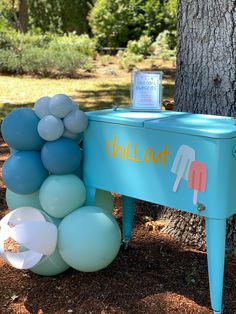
[131,71,163,111]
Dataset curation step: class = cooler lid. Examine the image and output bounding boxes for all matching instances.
[86,108,186,127]
[144,113,236,139]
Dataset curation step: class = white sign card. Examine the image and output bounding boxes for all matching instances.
[131,71,163,111]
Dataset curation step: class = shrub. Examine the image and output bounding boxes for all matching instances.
[0,32,95,77]
[150,30,176,60]
[127,35,152,57]
[117,50,143,71]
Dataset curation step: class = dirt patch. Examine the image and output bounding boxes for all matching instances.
[0,138,236,314]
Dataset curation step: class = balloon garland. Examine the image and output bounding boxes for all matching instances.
[0,94,121,275]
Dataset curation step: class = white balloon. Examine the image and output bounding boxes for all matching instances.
[34,96,51,119]
[63,109,88,133]
[37,115,64,141]
[0,207,57,269]
[49,94,74,118]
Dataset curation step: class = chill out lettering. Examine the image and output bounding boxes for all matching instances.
[106,135,170,167]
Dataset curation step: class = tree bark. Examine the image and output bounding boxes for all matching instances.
[19,0,28,33]
[161,0,236,255]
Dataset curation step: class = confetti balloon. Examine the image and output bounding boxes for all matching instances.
[0,207,57,269]
[58,206,121,272]
[1,108,45,150]
[30,211,69,276]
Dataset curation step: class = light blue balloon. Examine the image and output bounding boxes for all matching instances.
[34,96,51,119]
[58,206,121,272]
[39,174,86,218]
[49,94,74,118]
[62,129,83,143]
[30,210,69,276]
[37,115,64,141]
[1,108,45,150]
[2,151,48,194]
[6,188,42,210]
[41,138,81,174]
[63,109,88,133]
[95,189,114,213]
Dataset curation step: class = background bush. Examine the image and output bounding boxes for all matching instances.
[89,0,176,48]
[0,31,96,76]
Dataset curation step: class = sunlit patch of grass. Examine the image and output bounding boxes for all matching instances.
[0,58,175,122]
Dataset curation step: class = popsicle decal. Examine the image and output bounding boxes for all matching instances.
[171,145,195,192]
[172,145,207,205]
[188,161,207,205]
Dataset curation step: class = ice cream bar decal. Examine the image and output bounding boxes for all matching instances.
[171,145,195,192]
[172,145,207,205]
[188,161,207,205]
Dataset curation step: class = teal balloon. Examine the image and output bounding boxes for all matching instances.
[58,206,121,272]
[30,210,69,276]
[39,174,86,218]
[41,138,81,174]
[6,189,42,210]
[94,189,114,213]
[1,108,45,150]
[2,151,48,194]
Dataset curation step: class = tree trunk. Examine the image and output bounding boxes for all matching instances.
[161,0,236,255]
[19,0,28,33]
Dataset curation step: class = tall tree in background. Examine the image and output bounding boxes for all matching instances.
[162,0,236,254]
[19,0,28,33]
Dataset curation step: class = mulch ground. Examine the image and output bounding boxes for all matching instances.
[1,136,236,314]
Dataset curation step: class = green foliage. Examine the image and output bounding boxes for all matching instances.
[127,35,152,56]
[89,0,176,47]
[150,30,176,60]
[0,31,96,77]
[0,0,93,35]
[117,50,143,71]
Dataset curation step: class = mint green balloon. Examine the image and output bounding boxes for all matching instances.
[58,206,121,272]
[31,247,69,276]
[39,174,86,218]
[30,210,69,276]
[6,188,42,210]
[94,189,114,213]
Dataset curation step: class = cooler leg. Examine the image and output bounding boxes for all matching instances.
[85,185,96,205]
[122,196,136,249]
[205,218,226,314]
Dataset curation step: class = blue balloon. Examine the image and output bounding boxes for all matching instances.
[49,94,74,118]
[2,151,48,194]
[1,108,45,150]
[41,138,81,174]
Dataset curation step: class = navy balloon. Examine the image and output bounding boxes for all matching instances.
[41,138,82,174]
[2,151,48,194]
[1,108,45,150]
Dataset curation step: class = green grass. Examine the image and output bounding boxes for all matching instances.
[0,58,175,122]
